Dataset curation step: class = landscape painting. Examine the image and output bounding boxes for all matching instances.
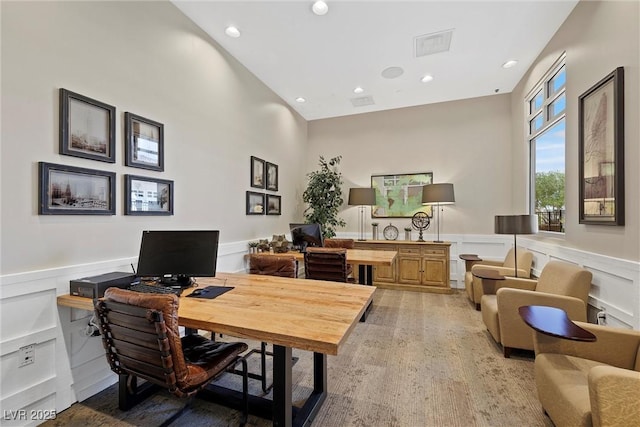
[371,172,433,218]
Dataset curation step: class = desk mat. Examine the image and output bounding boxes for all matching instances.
[186,286,234,299]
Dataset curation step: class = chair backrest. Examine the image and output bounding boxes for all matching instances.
[502,248,533,275]
[535,261,592,304]
[249,254,297,277]
[304,247,348,282]
[94,288,189,394]
[323,238,355,249]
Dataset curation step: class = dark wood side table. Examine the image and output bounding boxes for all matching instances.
[518,305,596,342]
[459,253,482,271]
[472,268,505,310]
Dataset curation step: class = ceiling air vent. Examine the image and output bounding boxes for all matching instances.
[415,29,454,57]
[350,96,375,107]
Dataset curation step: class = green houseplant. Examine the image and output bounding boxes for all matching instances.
[303,155,346,238]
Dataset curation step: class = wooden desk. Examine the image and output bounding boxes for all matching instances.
[519,305,597,342]
[58,272,374,427]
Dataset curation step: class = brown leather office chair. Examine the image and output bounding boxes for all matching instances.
[248,253,297,393]
[304,247,351,282]
[94,288,249,426]
[249,253,297,277]
[323,238,355,249]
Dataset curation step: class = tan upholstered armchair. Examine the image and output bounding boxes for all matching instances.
[465,248,533,310]
[533,323,640,427]
[480,260,592,357]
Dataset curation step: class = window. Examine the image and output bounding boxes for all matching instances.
[527,55,566,233]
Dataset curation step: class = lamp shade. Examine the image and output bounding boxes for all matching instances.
[348,188,376,206]
[495,214,538,235]
[422,183,455,205]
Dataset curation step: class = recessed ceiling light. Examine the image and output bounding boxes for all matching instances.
[225,26,241,38]
[353,86,364,94]
[502,60,518,69]
[421,74,434,83]
[381,66,404,79]
[312,1,328,16]
[296,97,306,103]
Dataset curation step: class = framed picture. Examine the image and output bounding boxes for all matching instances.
[59,88,116,163]
[38,162,115,215]
[250,156,265,189]
[124,175,173,215]
[266,162,278,191]
[125,112,164,171]
[266,194,281,215]
[371,172,433,218]
[246,191,265,215]
[578,67,624,225]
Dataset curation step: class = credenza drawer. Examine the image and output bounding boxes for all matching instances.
[422,248,446,256]
[399,247,421,255]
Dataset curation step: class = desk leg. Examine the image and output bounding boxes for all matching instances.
[358,265,374,322]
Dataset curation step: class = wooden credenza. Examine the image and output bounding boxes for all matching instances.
[354,240,451,293]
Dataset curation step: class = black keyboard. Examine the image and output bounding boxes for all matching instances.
[128,282,183,296]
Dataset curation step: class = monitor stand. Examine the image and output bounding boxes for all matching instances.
[159,274,194,288]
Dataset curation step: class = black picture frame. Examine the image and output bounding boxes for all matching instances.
[124,175,174,216]
[125,112,164,171]
[266,194,281,215]
[246,191,265,215]
[250,156,265,189]
[59,88,116,163]
[266,162,279,191]
[371,172,434,218]
[38,162,115,215]
[578,67,625,225]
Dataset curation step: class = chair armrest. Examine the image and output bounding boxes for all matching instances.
[534,322,640,369]
[471,260,503,271]
[494,276,537,292]
[589,365,640,427]
[480,266,531,278]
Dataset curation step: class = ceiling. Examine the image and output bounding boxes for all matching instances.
[172,1,578,121]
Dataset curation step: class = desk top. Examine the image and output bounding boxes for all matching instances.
[58,272,375,355]
[519,305,597,342]
[253,248,397,267]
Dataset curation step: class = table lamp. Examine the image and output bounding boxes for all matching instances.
[422,183,455,243]
[348,187,376,241]
[494,214,538,277]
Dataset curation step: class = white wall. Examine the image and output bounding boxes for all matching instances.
[1,1,305,422]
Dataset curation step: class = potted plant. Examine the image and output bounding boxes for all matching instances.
[303,156,346,238]
[371,222,379,240]
[248,241,259,253]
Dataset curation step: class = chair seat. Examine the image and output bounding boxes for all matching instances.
[181,335,248,390]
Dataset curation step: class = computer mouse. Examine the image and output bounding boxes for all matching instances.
[191,289,203,296]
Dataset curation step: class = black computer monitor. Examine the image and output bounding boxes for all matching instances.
[289,223,324,252]
[136,230,219,287]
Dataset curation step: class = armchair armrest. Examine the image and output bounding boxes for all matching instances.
[533,322,640,369]
[494,276,537,292]
[471,260,504,271]
[589,365,640,427]
[480,265,531,278]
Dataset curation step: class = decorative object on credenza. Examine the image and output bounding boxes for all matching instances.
[303,155,346,238]
[266,194,281,215]
[257,239,270,252]
[371,172,433,218]
[248,241,259,254]
[270,234,289,253]
[383,223,399,240]
[348,187,376,240]
[38,162,115,215]
[246,191,265,215]
[578,67,624,225]
[404,227,412,241]
[124,112,164,171]
[494,214,538,277]
[422,183,455,243]
[124,175,173,216]
[250,156,265,189]
[59,88,115,163]
[411,211,431,242]
[371,223,379,240]
[266,162,278,191]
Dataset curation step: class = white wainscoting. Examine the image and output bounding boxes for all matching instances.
[1,235,638,421]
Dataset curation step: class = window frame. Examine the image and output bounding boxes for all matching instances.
[526,53,566,234]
